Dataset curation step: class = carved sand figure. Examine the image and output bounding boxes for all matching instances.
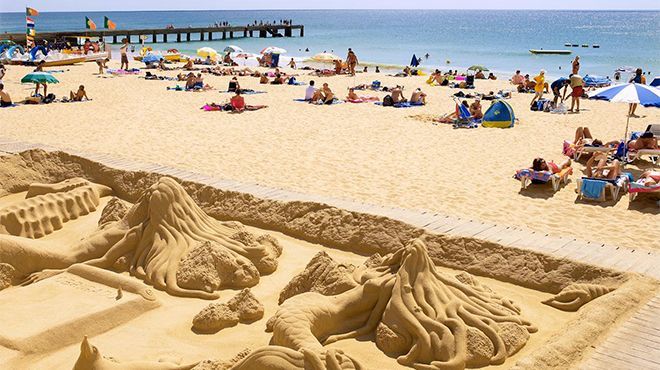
[266,239,537,369]
[542,283,614,311]
[192,288,264,333]
[73,336,198,370]
[0,181,112,238]
[0,177,282,299]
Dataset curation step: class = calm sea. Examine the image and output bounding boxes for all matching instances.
[1,10,658,77]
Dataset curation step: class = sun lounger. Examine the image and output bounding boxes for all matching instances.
[627,148,660,164]
[646,124,660,137]
[629,180,660,201]
[514,167,572,192]
[576,175,629,202]
[563,141,614,161]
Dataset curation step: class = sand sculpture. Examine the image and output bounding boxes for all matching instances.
[278,251,358,304]
[192,288,264,333]
[542,283,614,311]
[0,262,14,290]
[0,177,282,299]
[73,336,199,370]
[0,181,112,239]
[25,177,92,198]
[265,239,537,369]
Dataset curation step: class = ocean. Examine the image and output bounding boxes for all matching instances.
[1,9,658,78]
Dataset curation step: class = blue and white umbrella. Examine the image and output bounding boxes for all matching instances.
[142,54,160,64]
[588,82,660,140]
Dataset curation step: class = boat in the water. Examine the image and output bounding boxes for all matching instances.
[581,44,589,48]
[564,43,572,47]
[592,44,600,48]
[529,49,572,55]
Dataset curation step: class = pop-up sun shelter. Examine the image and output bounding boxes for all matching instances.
[482,99,515,128]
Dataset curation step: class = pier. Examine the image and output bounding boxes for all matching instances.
[1,24,304,44]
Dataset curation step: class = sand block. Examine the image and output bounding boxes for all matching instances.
[0,265,159,354]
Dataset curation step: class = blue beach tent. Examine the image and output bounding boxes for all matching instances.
[482,100,515,128]
[410,54,419,67]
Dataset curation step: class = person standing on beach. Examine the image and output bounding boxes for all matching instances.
[120,38,129,70]
[628,68,646,117]
[531,70,545,106]
[346,48,358,76]
[572,56,580,75]
[569,74,584,113]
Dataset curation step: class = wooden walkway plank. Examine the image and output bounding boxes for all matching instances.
[445,221,496,238]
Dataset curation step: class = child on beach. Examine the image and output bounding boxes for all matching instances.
[0,83,12,107]
[530,70,545,106]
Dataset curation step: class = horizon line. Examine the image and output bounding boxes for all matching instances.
[1,8,659,13]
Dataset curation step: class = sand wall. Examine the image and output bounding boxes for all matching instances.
[0,149,627,293]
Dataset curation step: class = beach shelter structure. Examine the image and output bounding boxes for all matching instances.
[588,82,660,140]
[21,71,59,85]
[482,100,515,128]
[410,54,419,67]
[468,65,489,71]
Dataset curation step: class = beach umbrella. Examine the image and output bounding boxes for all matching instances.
[310,52,340,62]
[650,77,660,88]
[142,54,160,64]
[410,54,419,67]
[21,71,59,84]
[223,45,243,54]
[260,46,286,55]
[197,47,217,58]
[468,65,489,71]
[588,82,660,140]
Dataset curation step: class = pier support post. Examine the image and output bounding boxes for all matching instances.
[164,33,168,43]
[222,31,226,40]
[249,30,253,37]
[112,35,117,44]
[177,33,181,42]
[230,31,234,38]
[186,33,190,42]
[208,32,213,41]
[200,32,205,41]
[285,27,292,37]
[259,29,267,38]
[127,34,132,43]
[243,29,247,37]
[300,26,304,37]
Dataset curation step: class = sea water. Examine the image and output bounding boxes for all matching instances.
[1,9,658,78]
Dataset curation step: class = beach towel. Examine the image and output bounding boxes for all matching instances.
[347,97,379,103]
[580,179,607,200]
[375,101,425,108]
[167,85,186,91]
[107,68,140,75]
[219,90,266,95]
[202,104,223,111]
[294,98,344,105]
[629,181,660,193]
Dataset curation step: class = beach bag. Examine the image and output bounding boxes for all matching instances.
[382,95,394,106]
[372,80,381,89]
[288,76,297,85]
[43,93,56,104]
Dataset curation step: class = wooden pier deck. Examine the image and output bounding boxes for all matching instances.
[0,137,658,370]
[2,24,304,45]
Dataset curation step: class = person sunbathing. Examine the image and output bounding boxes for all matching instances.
[347,88,359,101]
[585,155,621,179]
[229,90,267,112]
[158,58,171,71]
[333,59,343,75]
[532,157,571,173]
[69,85,89,101]
[391,86,407,103]
[228,77,240,92]
[638,170,660,186]
[475,70,486,79]
[259,75,269,84]
[0,83,12,107]
[410,88,427,105]
[628,131,658,150]
[271,73,285,85]
[183,59,195,70]
[434,100,469,123]
[469,99,483,119]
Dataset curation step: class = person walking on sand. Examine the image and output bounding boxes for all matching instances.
[628,68,646,118]
[346,48,358,76]
[120,38,129,70]
[530,70,545,106]
[571,56,580,75]
[569,74,584,113]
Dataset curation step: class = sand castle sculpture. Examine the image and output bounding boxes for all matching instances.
[257,239,537,370]
[0,177,282,299]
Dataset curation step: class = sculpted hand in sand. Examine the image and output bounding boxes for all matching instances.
[0,177,282,299]
[266,239,537,369]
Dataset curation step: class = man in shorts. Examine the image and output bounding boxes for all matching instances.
[550,77,570,105]
[569,74,584,113]
[120,38,129,70]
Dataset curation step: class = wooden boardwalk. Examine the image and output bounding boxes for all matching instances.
[0,137,658,369]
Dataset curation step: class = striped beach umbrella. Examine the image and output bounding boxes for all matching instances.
[21,71,59,84]
[588,83,660,141]
[260,46,286,55]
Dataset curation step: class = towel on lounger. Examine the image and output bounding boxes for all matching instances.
[581,179,607,199]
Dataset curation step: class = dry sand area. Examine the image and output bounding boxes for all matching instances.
[0,62,658,250]
[0,152,657,369]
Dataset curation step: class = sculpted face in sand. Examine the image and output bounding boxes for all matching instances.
[265,239,537,369]
[0,177,282,299]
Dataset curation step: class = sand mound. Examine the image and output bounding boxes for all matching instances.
[192,288,264,333]
[1,177,282,299]
[0,262,14,290]
[542,283,614,311]
[73,336,198,370]
[0,181,112,239]
[278,251,358,304]
[267,239,536,369]
[26,177,91,198]
[98,197,131,227]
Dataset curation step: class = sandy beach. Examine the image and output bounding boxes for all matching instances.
[0,61,657,249]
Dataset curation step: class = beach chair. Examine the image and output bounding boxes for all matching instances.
[514,167,572,192]
[629,181,660,202]
[625,127,660,164]
[563,141,614,161]
[576,175,629,202]
[451,97,480,129]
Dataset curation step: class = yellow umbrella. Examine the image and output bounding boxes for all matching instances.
[196,47,217,58]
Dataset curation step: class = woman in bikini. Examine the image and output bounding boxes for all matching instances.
[532,157,572,174]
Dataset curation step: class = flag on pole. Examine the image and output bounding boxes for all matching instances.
[104,16,116,30]
[26,7,39,16]
[85,17,97,30]
[26,17,35,28]
[26,28,36,37]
